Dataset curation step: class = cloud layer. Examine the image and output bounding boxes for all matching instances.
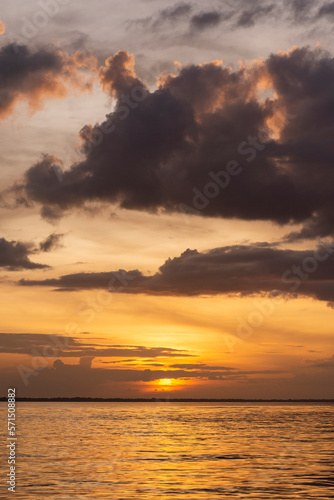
[18,242,334,306]
[0,333,286,397]
[131,0,334,35]
[0,333,192,358]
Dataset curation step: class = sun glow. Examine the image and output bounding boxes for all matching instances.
[158,378,172,386]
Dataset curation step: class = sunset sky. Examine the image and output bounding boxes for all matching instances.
[0,0,334,399]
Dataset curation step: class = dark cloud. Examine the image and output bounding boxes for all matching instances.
[231,0,323,27]
[169,363,236,370]
[233,0,334,27]
[157,2,193,24]
[39,361,251,383]
[3,357,262,397]
[4,46,334,240]
[131,0,327,36]
[190,11,223,30]
[0,232,64,270]
[236,4,275,28]
[39,233,64,252]
[309,354,334,368]
[264,46,334,239]
[317,1,334,18]
[0,333,193,358]
[1,355,331,398]
[286,0,315,23]
[132,2,192,31]
[18,242,334,306]
[0,237,48,270]
[0,43,94,118]
[79,356,95,368]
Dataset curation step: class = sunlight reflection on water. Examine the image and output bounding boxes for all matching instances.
[0,402,333,499]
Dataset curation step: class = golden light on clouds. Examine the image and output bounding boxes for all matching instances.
[0,19,5,34]
[0,47,95,120]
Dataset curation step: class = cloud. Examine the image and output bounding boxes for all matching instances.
[2,356,262,397]
[18,242,334,305]
[0,237,49,270]
[41,361,246,383]
[190,11,223,30]
[0,19,5,35]
[0,231,65,270]
[230,0,324,28]
[152,2,193,29]
[98,49,144,99]
[2,354,332,398]
[3,46,334,240]
[0,43,95,119]
[160,2,192,21]
[309,354,334,368]
[236,4,275,28]
[130,0,328,37]
[316,1,334,19]
[0,333,193,358]
[79,356,95,368]
[232,0,334,28]
[286,0,315,23]
[169,363,236,370]
[131,2,192,31]
[39,233,64,252]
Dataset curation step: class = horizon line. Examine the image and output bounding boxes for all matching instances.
[2,397,334,403]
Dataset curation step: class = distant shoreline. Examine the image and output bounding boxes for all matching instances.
[1,397,333,403]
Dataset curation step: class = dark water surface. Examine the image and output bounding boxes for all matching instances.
[0,402,333,499]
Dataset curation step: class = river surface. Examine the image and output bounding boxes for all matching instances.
[0,402,333,499]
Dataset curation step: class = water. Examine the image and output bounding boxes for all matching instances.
[0,402,333,499]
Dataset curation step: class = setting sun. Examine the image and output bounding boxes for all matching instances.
[158,379,172,386]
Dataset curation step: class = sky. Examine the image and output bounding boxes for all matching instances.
[0,0,334,399]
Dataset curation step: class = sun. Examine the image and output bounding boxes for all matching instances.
[142,377,191,393]
[158,378,172,386]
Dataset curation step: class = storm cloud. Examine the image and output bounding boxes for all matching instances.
[4,45,334,240]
